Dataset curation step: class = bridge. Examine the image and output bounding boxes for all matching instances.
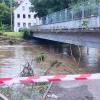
[31,2,100,48]
[32,29,100,48]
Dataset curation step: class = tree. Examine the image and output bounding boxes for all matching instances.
[31,0,98,17]
[0,0,15,7]
[31,0,83,17]
[31,0,73,17]
[0,3,11,27]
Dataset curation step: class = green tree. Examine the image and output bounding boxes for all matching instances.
[31,0,98,17]
[0,3,11,27]
[0,0,15,7]
[31,0,73,17]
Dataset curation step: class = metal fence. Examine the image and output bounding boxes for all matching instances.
[42,2,100,25]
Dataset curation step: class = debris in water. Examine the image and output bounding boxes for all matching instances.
[47,94,59,99]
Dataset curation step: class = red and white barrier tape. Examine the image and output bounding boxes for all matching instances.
[0,73,100,86]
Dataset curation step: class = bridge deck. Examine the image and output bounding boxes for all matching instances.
[32,29,100,48]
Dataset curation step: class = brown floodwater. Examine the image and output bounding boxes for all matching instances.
[0,44,43,78]
[0,41,100,78]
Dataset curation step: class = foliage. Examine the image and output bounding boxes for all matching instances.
[35,53,47,63]
[19,28,32,39]
[31,0,99,17]
[0,26,4,32]
[81,18,88,29]
[0,24,11,32]
[0,0,15,7]
[0,3,11,27]
[0,0,16,31]
[31,0,73,17]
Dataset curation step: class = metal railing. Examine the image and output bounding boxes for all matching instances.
[42,2,100,25]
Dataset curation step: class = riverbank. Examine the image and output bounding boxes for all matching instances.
[0,35,24,44]
[0,31,28,45]
[35,48,89,75]
[0,31,24,38]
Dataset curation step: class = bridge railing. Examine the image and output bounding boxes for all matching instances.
[42,2,99,25]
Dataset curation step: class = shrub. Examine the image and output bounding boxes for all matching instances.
[81,19,88,29]
[0,25,11,32]
[35,53,47,63]
[19,28,32,39]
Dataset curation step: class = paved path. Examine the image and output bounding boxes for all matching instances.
[46,80,100,100]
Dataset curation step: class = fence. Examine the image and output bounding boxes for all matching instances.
[42,2,100,25]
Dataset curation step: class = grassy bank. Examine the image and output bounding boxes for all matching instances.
[3,32,24,38]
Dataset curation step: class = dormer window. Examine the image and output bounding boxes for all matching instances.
[29,8,32,12]
[22,6,25,10]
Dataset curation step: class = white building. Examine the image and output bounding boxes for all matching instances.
[14,0,40,32]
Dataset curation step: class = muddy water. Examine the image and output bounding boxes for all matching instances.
[0,41,100,78]
[0,44,43,78]
[51,44,100,73]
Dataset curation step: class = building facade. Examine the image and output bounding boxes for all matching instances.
[14,0,40,32]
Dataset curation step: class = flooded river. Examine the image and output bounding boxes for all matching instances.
[0,40,100,78]
[0,43,46,78]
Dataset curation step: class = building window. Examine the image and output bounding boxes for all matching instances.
[28,23,31,27]
[17,14,20,18]
[28,15,31,18]
[23,14,26,18]
[23,23,26,27]
[22,6,25,10]
[17,23,20,27]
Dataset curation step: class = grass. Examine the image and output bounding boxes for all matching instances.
[3,32,24,38]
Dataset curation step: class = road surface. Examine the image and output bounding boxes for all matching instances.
[46,80,100,100]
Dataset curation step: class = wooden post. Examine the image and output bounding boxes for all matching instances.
[0,93,9,100]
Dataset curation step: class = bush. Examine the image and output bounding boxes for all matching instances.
[3,25,11,32]
[0,26,4,32]
[0,25,11,32]
[81,19,88,29]
[35,53,47,63]
[0,32,3,35]
[19,28,32,39]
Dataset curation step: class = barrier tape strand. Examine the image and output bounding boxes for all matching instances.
[0,73,100,86]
